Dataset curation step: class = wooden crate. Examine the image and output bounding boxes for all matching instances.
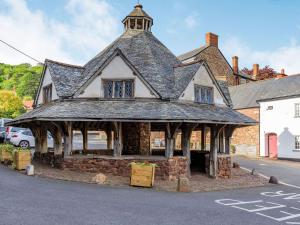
[0,150,12,162]
[15,151,31,170]
[130,163,155,187]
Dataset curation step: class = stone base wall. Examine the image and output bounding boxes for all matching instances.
[205,154,232,178]
[61,156,188,181]
[231,108,260,157]
[217,155,231,178]
[34,152,63,168]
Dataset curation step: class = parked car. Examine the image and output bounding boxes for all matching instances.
[0,127,5,143]
[5,126,26,142]
[9,129,54,149]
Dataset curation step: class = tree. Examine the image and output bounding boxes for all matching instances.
[0,63,42,99]
[0,90,25,118]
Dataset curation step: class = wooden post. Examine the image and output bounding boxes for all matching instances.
[53,129,63,155]
[201,125,206,150]
[165,123,181,158]
[82,123,88,153]
[40,128,48,154]
[64,122,73,156]
[106,124,113,150]
[181,123,197,176]
[225,126,237,154]
[209,125,224,178]
[113,122,123,157]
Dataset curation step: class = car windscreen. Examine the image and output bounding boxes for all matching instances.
[11,127,25,132]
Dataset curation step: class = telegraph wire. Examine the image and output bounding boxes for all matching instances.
[0,39,43,64]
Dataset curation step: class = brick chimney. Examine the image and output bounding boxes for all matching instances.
[206,32,218,47]
[232,56,239,74]
[253,64,259,80]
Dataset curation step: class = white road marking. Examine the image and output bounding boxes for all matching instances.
[240,166,300,190]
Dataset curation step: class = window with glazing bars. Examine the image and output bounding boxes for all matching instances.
[194,85,213,104]
[43,84,52,104]
[103,80,134,99]
[295,103,300,117]
[295,136,300,150]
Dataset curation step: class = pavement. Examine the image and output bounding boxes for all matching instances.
[234,155,300,188]
[1,163,300,225]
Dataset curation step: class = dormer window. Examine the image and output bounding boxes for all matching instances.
[194,85,213,104]
[43,84,52,104]
[103,80,134,99]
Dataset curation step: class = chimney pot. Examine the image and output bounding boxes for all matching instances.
[206,32,218,47]
[232,56,239,74]
[253,64,259,80]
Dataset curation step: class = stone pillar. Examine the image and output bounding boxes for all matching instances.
[165,123,181,158]
[64,122,73,156]
[39,128,48,154]
[139,122,151,156]
[113,122,123,157]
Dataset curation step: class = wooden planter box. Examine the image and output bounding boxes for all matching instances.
[0,150,13,162]
[130,163,155,187]
[14,151,31,170]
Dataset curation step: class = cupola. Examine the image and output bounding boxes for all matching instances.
[122,4,153,32]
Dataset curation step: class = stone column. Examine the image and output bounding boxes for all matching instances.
[181,123,196,176]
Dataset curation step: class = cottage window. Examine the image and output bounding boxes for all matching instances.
[295,136,300,150]
[103,80,134,99]
[43,84,52,104]
[295,103,300,117]
[194,85,213,104]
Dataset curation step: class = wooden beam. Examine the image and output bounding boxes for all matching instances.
[224,125,238,154]
[201,125,206,150]
[81,123,88,153]
[64,121,73,156]
[181,123,197,176]
[105,123,113,150]
[112,122,123,157]
[165,122,181,158]
[209,125,225,178]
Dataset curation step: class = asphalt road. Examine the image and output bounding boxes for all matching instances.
[234,156,300,187]
[1,165,300,225]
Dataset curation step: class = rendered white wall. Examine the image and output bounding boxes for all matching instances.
[259,97,300,159]
[79,56,155,98]
[37,68,58,105]
[179,65,226,106]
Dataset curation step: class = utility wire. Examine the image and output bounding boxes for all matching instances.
[0,39,43,64]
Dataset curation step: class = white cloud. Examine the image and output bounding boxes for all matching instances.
[184,14,199,29]
[222,36,300,74]
[0,0,120,65]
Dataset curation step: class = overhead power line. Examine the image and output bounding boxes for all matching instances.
[0,39,43,64]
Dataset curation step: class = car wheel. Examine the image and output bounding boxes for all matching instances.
[19,140,29,149]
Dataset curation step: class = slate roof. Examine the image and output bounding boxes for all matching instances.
[10,99,256,125]
[79,30,182,99]
[229,74,300,109]
[123,4,152,20]
[177,46,208,62]
[45,60,84,97]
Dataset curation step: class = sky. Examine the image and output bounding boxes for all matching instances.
[1,0,300,74]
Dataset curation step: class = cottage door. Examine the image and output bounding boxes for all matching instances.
[265,133,278,158]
